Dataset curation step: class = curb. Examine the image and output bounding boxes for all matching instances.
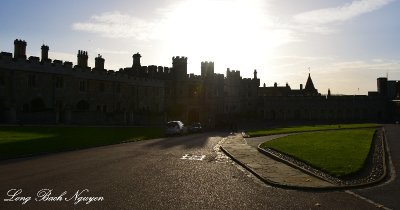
[220,144,340,190]
[244,125,381,138]
[219,145,306,190]
[255,128,388,190]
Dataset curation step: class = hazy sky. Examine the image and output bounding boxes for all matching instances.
[1,0,399,94]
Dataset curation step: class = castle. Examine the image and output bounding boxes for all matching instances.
[0,39,399,126]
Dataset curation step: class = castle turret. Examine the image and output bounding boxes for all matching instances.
[201,61,214,77]
[77,50,88,68]
[41,45,49,62]
[172,56,187,78]
[377,77,388,97]
[95,54,105,70]
[14,39,27,59]
[132,52,141,69]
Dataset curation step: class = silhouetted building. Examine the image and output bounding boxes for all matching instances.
[0,39,398,125]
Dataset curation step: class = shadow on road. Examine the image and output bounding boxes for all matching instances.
[144,132,229,149]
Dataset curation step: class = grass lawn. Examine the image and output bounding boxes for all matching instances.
[260,129,376,177]
[247,123,379,137]
[0,126,164,160]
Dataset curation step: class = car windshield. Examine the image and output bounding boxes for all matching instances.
[167,122,178,128]
[193,123,201,127]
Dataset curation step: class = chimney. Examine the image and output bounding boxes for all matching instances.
[41,45,49,62]
[77,50,88,68]
[300,84,303,90]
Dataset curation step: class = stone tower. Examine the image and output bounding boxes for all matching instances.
[377,77,388,97]
[201,61,214,77]
[172,56,187,79]
[132,52,141,69]
[95,54,105,70]
[14,39,27,59]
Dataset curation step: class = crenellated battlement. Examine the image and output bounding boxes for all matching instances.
[172,56,188,63]
[201,61,214,65]
[0,38,262,87]
[226,68,241,79]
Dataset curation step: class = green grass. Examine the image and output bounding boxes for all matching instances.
[0,126,164,160]
[247,123,379,137]
[260,129,375,177]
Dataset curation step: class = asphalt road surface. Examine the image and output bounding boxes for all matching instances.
[0,131,396,209]
[352,124,400,209]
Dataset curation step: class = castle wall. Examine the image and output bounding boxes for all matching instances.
[0,39,396,126]
[0,54,164,125]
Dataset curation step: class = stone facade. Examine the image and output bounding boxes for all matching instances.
[0,39,399,125]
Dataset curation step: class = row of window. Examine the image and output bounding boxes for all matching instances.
[24,74,162,96]
[21,98,159,113]
[164,87,222,97]
[21,74,251,98]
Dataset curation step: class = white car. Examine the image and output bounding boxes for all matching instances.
[165,121,185,136]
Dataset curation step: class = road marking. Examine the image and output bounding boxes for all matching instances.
[181,154,206,161]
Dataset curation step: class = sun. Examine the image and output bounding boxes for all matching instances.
[158,0,284,75]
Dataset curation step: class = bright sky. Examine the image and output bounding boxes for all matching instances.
[1,0,399,94]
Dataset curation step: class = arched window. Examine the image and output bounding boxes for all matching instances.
[30,98,46,112]
[76,100,90,111]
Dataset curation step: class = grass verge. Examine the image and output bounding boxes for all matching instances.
[0,126,164,160]
[247,123,379,137]
[260,129,375,177]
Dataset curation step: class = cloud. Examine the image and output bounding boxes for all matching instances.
[292,0,394,34]
[295,0,393,24]
[72,11,155,40]
[329,59,400,72]
[95,48,130,55]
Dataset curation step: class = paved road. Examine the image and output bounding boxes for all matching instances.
[352,124,400,209]
[0,132,386,209]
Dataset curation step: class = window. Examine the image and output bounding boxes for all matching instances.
[131,86,136,96]
[30,98,45,112]
[55,76,63,88]
[28,74,36,88]
[0,73,4,86]
[76,100,90,111]
[116,102,121,111]
[22,103,29,112]
[99,82,105,92]
[116,84,121,93]
[79,80,86,92]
